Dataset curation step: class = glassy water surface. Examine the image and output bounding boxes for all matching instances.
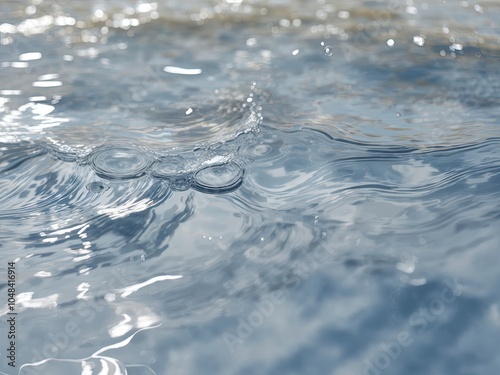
[1,0,500,374]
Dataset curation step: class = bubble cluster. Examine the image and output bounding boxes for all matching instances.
[83,146,246,194]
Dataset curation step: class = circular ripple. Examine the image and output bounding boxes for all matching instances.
[192,162,244,194]
[89,146,152,180]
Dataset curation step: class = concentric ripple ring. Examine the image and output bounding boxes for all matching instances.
[89,146,152,180]
[192,161,244,194]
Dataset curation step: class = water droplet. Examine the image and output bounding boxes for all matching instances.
[86,181,109,193]
[324,46,333,56]
[396,112,401,117]
[88,146,152,180]
[192,162,244,194]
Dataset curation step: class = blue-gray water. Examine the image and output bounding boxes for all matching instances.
[1,0,500,374]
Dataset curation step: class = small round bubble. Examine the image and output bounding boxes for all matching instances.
[324,46,333,56]
[88,146,152,180]
[86,181,109,193]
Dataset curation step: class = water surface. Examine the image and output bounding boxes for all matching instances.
[1,1,500,374]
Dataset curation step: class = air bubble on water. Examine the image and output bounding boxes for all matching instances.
[396,112,401,117]
[167,175,193,191]
[386,39,395,47]
[88,146,152,180]
[192,162,244,194]
[324,46,333,56]
[86,181,109,193]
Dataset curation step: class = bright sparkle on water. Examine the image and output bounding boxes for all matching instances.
[412,35,426,46]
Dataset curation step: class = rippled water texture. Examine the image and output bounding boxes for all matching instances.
[1,1,500,374]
